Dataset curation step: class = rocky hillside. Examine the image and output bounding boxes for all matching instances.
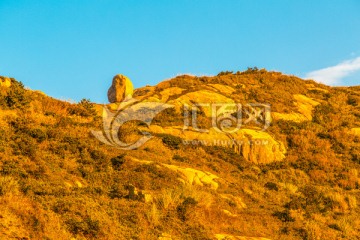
[0,70,359,239]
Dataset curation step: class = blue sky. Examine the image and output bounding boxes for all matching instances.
[0,0,359,103]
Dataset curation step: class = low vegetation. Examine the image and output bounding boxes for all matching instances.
[0,70,359,239]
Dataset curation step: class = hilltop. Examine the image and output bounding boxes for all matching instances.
[0,69,359,240]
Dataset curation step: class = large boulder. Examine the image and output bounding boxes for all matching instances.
[0,77,11,87]
[107,74,134,103]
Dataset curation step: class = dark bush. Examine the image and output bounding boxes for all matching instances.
[111,154,126,169]
[161,134,182,149]
[134,163,165,178]
[272,210,295,222]
[177,197,197,221]
[90,149,107,162]
[217,71,233,76]
[313,104,334,125]
[1,160,27,178]
[66,217,101,238]
[264,182,279,191]
[351,149,360,164]
[88,149,109,171]
[61,136,83,154]
[288,185,333,214]
[347,96,358,106]
[173,154,186,162]
[56,117,74,128]
[109,184,127,199]
[12,134,37,159]
[52,200,71,214]
[285,197,306,210]
[28,128,47,143]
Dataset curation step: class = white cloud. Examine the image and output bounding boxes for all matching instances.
[305,57,360,85]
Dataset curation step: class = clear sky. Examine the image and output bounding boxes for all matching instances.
[1,0,359,103]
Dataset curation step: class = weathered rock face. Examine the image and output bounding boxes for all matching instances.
[168,90,235,117]
[131,80,286,165]
[145,125,286,164]
[272,94,320,122]
[126,156,221,190]
[163,164,219,190]
[107,74,134,103]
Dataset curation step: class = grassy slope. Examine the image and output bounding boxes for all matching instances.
[0,71,359,239]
